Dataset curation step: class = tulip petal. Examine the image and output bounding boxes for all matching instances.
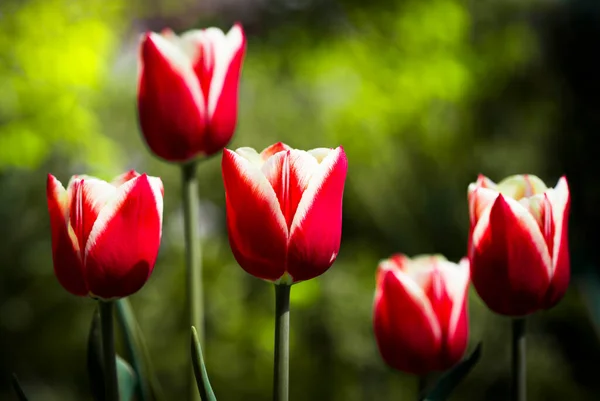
[545,176,570,307]
[138,32,207,162]
[47,175,87,296]
[261,150,319,229]
[470,195,552,315]
[468,186,499,227]
[497,174,548,199]
[222,149,288,282]
[261,142,292,160]
[286,147,347,282]
[439,258,470,367]
[178,28,220,99]
[235,147,263,168]
[111,170,140,187]
[68,177,116,254]
[203,24,246,155]
[373,265,442,374]
[84,175,163,299]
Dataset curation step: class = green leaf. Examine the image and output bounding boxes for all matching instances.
[191,326,217,401]
[115,298,165,401]
[11,374,29,401]
[87,307,138,401]
[422,343,482,401]
[117,356,137,401]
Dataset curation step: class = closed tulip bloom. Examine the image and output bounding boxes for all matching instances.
[373,255,470,375]
[468,174,570,316]
[222,142,348,283]
[138,24,246,162]
[46,171,164,299]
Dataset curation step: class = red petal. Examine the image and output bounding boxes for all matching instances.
[67,177,116,256]
[286,147,347,282]
[261,142,292,160]
[203,24,246,156]
[545,176,571,308]
[138,32,207,162]
[468,186,499,227]
[437,258,470,368]
[84,175,163,299]
[373,266,442,374]
[261,150,319,229]
[469,195,552,315]
[47,175,87,296]
[111,170,140,187]
[222,149,288,282]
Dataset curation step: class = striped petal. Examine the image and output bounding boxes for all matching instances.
[373,264,442,374]
[544,176,571,308]
[470,195,552,316]
[261,142,292,161]
[286,147,347,282]
[204,24,246,155]
[67,177,116,255]
[437,258,470,368]
[468,185,499,227]
[138,32,207,162]
[261,149,319,229]
[46,175,87,296]
[84,175,163,299]
[111,170,140,187]
[222,149,288,282]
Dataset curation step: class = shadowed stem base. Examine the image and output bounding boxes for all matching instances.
[417,375,427,400]
[100,300,119,401]
[273,284,291,401]
[511,318,526,401]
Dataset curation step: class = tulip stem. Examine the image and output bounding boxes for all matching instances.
[511,318,526,401]
[273,284,291,401]
[182,161,204,401]
[99,300,119,401]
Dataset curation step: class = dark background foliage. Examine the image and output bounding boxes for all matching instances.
[1,0,599,399]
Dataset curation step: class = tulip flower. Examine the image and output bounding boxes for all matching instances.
[468,174,570,316]
[46,170,164,299]
[373,254,470,375]
[138,24,246,162]
[222,142,348,283]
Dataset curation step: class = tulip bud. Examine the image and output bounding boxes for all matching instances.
[222,142,348,283]
[373,254,470,375]
[46,171,164,299]
[468,174,570,316]
[138,24,246,162]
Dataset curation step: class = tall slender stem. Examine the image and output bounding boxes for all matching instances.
[273,284,291,401]
[100,301,119,401]
[182,162,203,401]
[511,318,526,401]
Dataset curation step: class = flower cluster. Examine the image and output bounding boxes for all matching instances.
[43,20,571,400]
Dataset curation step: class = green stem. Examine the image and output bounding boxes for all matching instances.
[182,162,203,401]
[100,301,119,401]
[511,318,526,401]
[273,284,291,401]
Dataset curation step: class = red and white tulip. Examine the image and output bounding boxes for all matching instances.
[373,254,470,375]
[468,174,570,316]
[46,170,164,299]
[222,142,348,283]
[138,24,246,162]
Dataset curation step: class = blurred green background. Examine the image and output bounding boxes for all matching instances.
[1,0,600,399]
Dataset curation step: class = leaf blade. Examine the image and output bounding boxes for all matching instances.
[191,326,217,401]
